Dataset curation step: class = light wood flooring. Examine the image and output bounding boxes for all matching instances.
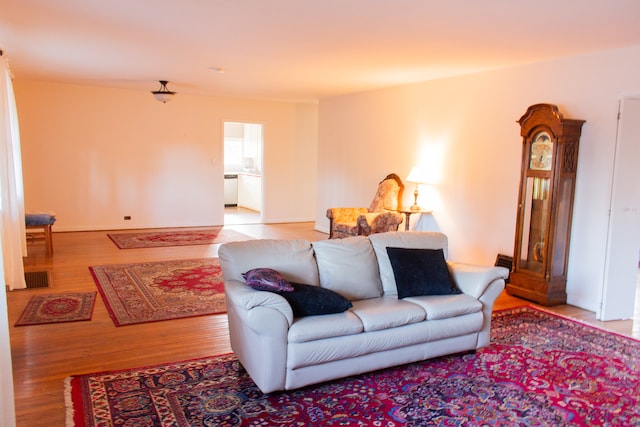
[6,219,639,427]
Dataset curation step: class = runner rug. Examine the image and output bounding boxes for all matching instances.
[89,258,225,326]
[65,306,640,426]
[107,227,252,249]
[15,292,96,326]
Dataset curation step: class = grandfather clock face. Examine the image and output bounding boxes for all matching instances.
[529,131,553,171]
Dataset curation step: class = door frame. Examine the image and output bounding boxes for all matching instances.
[222,121,265,223]
[598,96,640,320]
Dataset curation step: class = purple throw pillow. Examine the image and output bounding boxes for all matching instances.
[242,268,294,292]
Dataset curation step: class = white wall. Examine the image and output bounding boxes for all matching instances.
[316,44,640,312]
[0,244,16,427]
[264,102,318,223]
[15,81,318,230]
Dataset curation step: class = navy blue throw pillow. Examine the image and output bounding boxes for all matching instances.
[276,283,353,317]
[386,247,462,299]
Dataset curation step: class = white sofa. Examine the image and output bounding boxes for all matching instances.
[218,231,508,394]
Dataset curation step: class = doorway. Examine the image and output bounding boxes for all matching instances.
[223,122,264,225]
[598,97,640,321]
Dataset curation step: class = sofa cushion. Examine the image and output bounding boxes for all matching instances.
[218,239,320,286]
[242,268,294,292]
[349,297,425,332]
[386,247,461,298]
[403,294,483,320]
[369,231,449,296]
[277,283,353,317]
[287,312,484,370]
[288,311,364,343]
[312,236,383,300]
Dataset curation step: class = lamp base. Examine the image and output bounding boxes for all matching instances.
[410,186,421,211]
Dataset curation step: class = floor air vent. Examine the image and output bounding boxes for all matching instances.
[24,271,50,289]
[494,254,513,284]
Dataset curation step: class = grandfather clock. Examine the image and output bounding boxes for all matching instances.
[506,104,585,306]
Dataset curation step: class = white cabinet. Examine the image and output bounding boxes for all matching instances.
[224,174,238,206]
[238,174,262,212]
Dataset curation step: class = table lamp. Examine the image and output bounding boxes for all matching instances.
[406,166,429,211]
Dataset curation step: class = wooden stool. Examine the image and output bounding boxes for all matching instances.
[25,213,56,256]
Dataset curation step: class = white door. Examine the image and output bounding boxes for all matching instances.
[599,97,640,321]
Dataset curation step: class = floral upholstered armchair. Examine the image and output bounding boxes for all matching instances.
[326,173,405,239]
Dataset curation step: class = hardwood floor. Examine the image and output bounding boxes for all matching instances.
[6,220,638,426]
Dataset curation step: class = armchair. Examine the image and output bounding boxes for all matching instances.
[326,173,404,239]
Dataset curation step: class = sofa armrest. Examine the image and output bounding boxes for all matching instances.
[326,207,369,222]
[225,279,291,393]
[448,262,509,299]
[448,263,507,349]
[476,280,506,348]
[225,280,294,329]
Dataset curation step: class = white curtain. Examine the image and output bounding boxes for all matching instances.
[0,52,26,290]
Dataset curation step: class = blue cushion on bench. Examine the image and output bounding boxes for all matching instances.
[25,214,56,226]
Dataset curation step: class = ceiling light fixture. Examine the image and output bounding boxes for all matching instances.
[151,80,176,103]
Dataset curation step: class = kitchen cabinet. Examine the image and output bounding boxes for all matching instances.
[238,173,262,212]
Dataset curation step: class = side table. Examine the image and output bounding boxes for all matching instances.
[396,208,432,231]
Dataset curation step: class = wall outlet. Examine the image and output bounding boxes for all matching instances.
[124,216,131,220]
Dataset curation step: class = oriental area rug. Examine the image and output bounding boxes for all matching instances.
[15,292,96,326]
[107,227,252,249]
[65,306,640,426]
[89,258,225,326]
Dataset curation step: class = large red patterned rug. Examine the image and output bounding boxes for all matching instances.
[89,258,225,326]
[65,306,640,426]
[107,227,252,249]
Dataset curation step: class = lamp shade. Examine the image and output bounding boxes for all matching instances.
[406,165,429,184]
[151,80,176,103]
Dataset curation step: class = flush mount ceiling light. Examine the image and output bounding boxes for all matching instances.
[151,80,176,103]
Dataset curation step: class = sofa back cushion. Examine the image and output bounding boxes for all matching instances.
[369,231,449,296]
[218,239,320,286]
[312,236,383,300]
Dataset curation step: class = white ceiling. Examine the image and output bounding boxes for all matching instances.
[1,0,640,102]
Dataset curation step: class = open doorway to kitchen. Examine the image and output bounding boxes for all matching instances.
[223,122,264,225]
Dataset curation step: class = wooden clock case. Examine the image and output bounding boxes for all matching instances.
[506,104,585,306]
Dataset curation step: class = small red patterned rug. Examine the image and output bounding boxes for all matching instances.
[107,227,252,249]
[65,306,640,426]
[15,292,96,326]
[89,258,225,326]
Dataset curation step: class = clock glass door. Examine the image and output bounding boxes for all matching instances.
[518,174,550,274]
